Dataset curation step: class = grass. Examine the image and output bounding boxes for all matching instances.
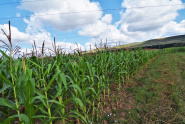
[99,52,185,123]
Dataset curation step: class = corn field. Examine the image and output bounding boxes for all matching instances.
[1,22,185,124]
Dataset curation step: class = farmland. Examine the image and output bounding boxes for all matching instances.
[1,22,185,124]
[1,38,185,123]
[98,51,185,123]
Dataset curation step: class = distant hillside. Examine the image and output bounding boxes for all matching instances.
[128,35,185,49]
[84,35,185,54]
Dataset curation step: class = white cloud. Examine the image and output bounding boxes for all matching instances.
[0,24,30,44]
[101,14,112,24]
[19,0,102,31]
[158,20,185,36]
[78,20,108,38]
[0,24,83,56]
[80,0,185,48]
[79,14,129,48]
[10,0,185,54]
[120,0,185,32]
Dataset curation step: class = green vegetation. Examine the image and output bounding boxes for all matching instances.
[0,43,161,123]
[99,51,185,123]
[0,23,185,124]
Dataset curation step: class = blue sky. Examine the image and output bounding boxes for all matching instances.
[0,0,185,55]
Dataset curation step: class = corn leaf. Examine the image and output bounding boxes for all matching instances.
[3,114,30,124]
[43,117,66,124]
[46,71,60,91]
[0,111,8,116]
[0,58,7,68]
[70,110,87,123]
[0,74,13,87]
[48,100,64,107]
[14,60,20,73]
[27,59,42,69]
[32,71,41,80]
[24,78,35,122]
[0,85,10,93]
[0,50,11,60]
[73,98,85,112]
[35,89,46,99]
[0,98,18,110]
[69,84,83,98]
[31,96,47,108]
[31,115,48,119]
[59,73,67,91]
[43,64,51,77]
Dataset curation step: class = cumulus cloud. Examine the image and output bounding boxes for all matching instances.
[0,24,30,43]
[0,24,82,56]
[101,14,112,24]
[120,0,185,32]
[78,20,108,38]
[159,20,185,36]
[10,0,185,53]
[19,0,102,31]
[80,0,185,49]
[79,14,129,48]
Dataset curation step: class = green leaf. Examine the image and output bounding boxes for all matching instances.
[38,79,46,84]
[0,98,18,110]
[0,74,13,87]
[27,59,42,69]
[85,87,97,97]
[0,85,10,93]
[39,106,48,115]
[43,64,51,77]
[24,78,35,122]
[63,98,77,106]
[16,73,24,89]
[35,89,46,99]
[32,71,41,80]
[46,71,60,91]
[69,84,82,97]
[3,114,30,124]
[31,96,47,108]
[48,100,64,107]
[0,58,7,68]
[30,78,35,93]
[0,111,8,116]
[119,70,127,74]
[0,50,11,60]
[59,73,67,91]
[25,79,34,104]
[25,69,33,80]
[54,88,63,100]
[70,110,87,123]
[31,115,47,119]
[73,98,85,112]
[43,117,66,124]
[14,59,20,73]
[18,84,27,104]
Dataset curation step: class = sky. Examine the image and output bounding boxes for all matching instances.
[0,0,185,55]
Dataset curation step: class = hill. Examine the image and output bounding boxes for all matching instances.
[83,35,185,54]
[126,34,185,49]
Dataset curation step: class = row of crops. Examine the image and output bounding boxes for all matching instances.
[1,46,185,124]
